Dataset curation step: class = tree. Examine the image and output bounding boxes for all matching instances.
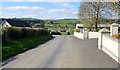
[108,2,119,22]
[32,22,45,28]
[50,20,54,24]
[108,2,119,13]
[79,2,118,30]
[40,22,45,28]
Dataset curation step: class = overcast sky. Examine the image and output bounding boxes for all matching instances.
[1,2,80,19]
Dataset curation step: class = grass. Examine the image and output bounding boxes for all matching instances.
[61,32,67,35]
[2,34,53,61]
[45,23,75,35]
[44,19,78,35]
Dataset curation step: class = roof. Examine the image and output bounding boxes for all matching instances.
[4,19,31,27]
[0,18,2,24]
[99,28,110,33]
[92,24,120,27]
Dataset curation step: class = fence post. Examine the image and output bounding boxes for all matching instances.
[83,28,89,39]
[110,23,119,36]
[98,28,110,50]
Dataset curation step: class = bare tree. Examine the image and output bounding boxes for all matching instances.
[79,2,118,31]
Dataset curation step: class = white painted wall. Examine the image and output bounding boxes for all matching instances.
[110,26,118,36]
[101,35,119,63]
[74,31,99,39]
[89,32,99,38]
[74,32,84,39]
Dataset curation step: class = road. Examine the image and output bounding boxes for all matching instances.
[2,35,118,68]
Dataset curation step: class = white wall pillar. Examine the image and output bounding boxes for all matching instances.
[98,28,110,50]
[110,23,118,36]
[83,28,89,39]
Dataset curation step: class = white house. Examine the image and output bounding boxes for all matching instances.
[1,20,11,27]
[92,24,120,28]
[76,24,83,28]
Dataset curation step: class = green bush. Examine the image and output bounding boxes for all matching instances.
[51,32,62,35]
[2,27,50,42]
[2,27,53,60]
[74,28,80,32]
[3,27,21,40]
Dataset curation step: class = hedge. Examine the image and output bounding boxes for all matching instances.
[2,27,49,42]
[51,32,62,35]
[2,27,53,60]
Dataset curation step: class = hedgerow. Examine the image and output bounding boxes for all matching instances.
[2,27,53,60]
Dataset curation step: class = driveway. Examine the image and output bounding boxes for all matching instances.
[2,35,118,68]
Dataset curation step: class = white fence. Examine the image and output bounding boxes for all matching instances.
[100,35,120,63]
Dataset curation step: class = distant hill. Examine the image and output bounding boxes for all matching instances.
[18,18,44,25]
[44,19,79,24]
[55,19,79,24]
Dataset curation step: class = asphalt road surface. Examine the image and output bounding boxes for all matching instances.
[2,35,118,68]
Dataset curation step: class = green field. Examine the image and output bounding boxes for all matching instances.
[44,19,78,35]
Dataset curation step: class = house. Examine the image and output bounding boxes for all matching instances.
[76,24,83,28]
[76,23,120,29]
[92,24,120,28]
[76,24,84,32]
[1,19,31,27]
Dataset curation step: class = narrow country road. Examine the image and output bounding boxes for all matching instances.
[2,35,118,68]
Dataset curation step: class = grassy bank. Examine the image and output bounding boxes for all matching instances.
[2,27,53,61]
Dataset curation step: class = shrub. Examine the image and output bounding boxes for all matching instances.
[2,27,53,60]
[112,34,120,38]
[74,28,80,32]
[20,28,27,38]
[2,27,50,42]
[3,27,21,40]
[36,28,49,35]
[51,32,62,35]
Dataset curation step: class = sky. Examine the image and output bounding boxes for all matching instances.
[1,0,118,2]
[1,0,118,19]
[1,2,80,19]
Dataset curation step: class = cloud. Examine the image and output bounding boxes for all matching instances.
[73,12,78,15]
[4,6,75,15]
[3,5,78,19]
[5,6,45,11]
[62,3,74,8]
[61,3,75,11]
[2,0,44,2]
[22,14,37,18]
[0,12,2,15]
[48,8,78,17]
[1,13,20,18]
[49,9,66,13]
[25,0,44,2]
[1,12,37,18]
[46,0,70,2]
[2,0,119,2]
